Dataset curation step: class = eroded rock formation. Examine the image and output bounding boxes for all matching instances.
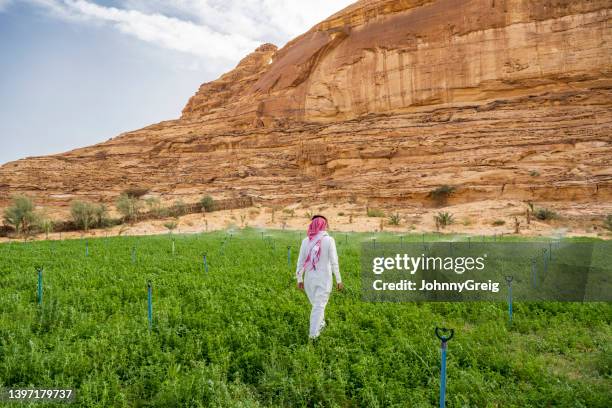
[1,0,611,213]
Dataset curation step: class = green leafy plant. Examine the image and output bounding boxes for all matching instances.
[434,212,454,227]
[172,199,188,217]
[37,215,55,240]
[535,208,557,221]
[70,201,99,231]
[200,195,215,213]
[388,213,401,226]
[116,194,143,223]
[492,219,506,226]
[163,221,178,233]
[146,197,167,218]
[2,195,37,237]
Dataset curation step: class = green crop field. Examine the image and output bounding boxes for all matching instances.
[0,230,610,407]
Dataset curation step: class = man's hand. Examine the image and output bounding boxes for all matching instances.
[297,282,304,290]
[337,282,344,291]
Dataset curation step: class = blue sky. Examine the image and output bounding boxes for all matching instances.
[0,0,353,165]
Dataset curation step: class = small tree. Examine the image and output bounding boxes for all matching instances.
[116,194,143,223]
[3,195,37,238]
[38,216,55,240]
[71,201,97,232]
[534,208,557,221]
[164,221,178,234]
[93,203,109,228]
[200,195,215,213]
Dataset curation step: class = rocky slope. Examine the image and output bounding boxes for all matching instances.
[1,0,611,215]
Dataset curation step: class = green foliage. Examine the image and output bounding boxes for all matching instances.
[535,208,558,221]
[367,208,385,218]
[200,195,215,213]
[388,213,401,225]
[37,215,55,239]
[116,194,143,223]
[492,219,506,226]
[429,185,456,205]
[603,215,612,231]
[2,195,37,236]
[163,221,178,233]
[434,211,454,227]
[171,200,188,217]
[0,231,609,407]
[70,201,101,231]
[145,197,168,218]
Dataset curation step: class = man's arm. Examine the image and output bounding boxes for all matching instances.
[329,237,342,287]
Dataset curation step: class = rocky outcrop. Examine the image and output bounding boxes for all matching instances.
[1,0,610,213]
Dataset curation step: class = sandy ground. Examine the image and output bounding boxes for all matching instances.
[2,199,610,242]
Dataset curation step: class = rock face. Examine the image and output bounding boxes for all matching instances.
[1,0,611,212]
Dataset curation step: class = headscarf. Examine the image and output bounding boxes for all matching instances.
[302,217,328,272]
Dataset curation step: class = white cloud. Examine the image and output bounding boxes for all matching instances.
[15,0,354,62]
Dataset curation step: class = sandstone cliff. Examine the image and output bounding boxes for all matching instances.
[1,0,611,214]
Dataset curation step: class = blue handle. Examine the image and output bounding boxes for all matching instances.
[440,345,447,408]
[287,247,291,268]
[37,268,43,305]
[203,254,208,273]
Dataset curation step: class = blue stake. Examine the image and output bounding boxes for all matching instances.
[203,254,208,273]
[287,246,291,269]
[549,242,552,261]
[531,257,537,288]
[147,282,153,330]
[85,240,89,257]
[132,246,136,263]
[172,239,175,256]
[435,327,454,408]
[37,267,43,305]
[505,276,513,324]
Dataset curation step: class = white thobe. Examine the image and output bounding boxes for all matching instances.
[296,233,342,338]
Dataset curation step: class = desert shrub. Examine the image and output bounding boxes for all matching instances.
[529,170,540,177]
[116,194,144,223]
[164,221,178,233]
[388,214,401,226]
[123,187,149,199]
[93,203,110,227]
[434,212,454,227]
[603,214,612,231]
[367,208,385,218]
[492,219,506,226]
[429,185,456,205]
[37,216,55,239]
[338,212,345,216]
[71,201,99,231]
[3,195,37,236]
[535,208,557,221]
[145,197,167,218]
[171,200,188,217]
[200,195,215,212]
